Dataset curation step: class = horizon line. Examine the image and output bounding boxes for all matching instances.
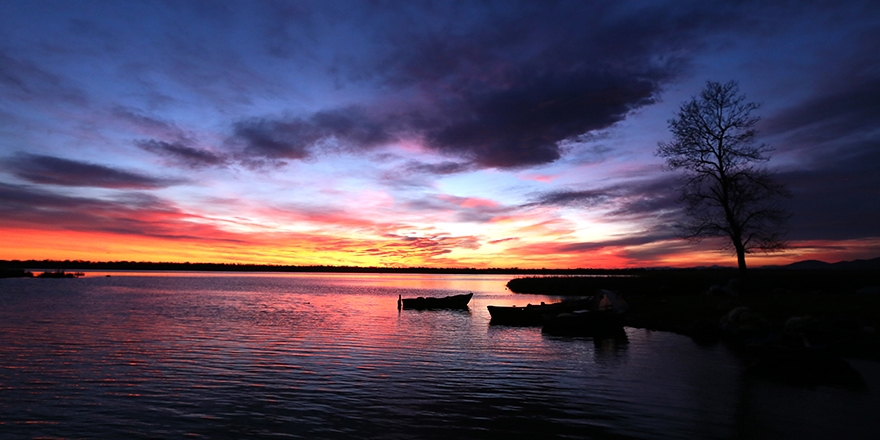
[4,257,877,274]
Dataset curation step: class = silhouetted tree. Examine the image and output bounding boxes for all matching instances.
[657,80,790,277]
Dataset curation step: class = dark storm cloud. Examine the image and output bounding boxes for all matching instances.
[4,154,180,189]
[228,0,765,169]
[419,72,660,168]
[358,0,763,168]
[137,140,229,169]
[231,72,662,170]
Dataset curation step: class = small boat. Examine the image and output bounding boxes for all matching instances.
[399,292,473,310]
[542,290,628,337]
[487,298,593,325]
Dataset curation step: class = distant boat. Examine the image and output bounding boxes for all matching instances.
[487,298,593,325]
[399,292,473,310]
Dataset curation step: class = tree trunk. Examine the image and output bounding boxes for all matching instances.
[735,245,747,279]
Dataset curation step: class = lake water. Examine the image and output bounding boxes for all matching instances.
[1,272,879,439]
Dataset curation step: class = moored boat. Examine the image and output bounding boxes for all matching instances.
[487,298,593,325]
[399,292,473,310]
[542,290,629,337]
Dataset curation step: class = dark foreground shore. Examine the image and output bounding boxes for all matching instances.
[508,269,880,361]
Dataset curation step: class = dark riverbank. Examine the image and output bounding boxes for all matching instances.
[0,269,84,279]
[506,268,880,296]
[507,269,880,361]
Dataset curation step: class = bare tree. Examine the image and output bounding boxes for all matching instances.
[657,80,790,277]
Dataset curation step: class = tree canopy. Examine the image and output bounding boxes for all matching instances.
[657,80,790,277]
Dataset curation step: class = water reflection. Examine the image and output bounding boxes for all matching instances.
[1,273,878,439]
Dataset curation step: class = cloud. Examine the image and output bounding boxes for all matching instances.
[0,49,87,105]
[0,181,264,246]
[762,72,880,241]
[525,177,687,238]
[3,153,181,189]
[607,176,684,217]
[556,233,678,254]
[502,228,681,264]
[354,1,754,168]
[220,1,763,169]
[364,234,482,260]
[763,78,880,148]
[527,176,681,215]
[112,107,192,141]
[0,182,162,233]
[402,160,474,176]
[399,193,511,223]
[228,107,398,165]
[528,189,614,208]
[378,160,476,189]
[229,70,662,169]
[417,72,661,168]
[137,139,229,169]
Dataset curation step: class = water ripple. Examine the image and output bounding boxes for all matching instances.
[2,274,878,439]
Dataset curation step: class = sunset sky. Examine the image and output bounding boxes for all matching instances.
[1,1,878,269]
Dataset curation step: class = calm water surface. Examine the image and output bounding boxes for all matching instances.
[1,272,878,439]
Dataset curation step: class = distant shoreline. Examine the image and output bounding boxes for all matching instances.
[0,260,642,276]
[1,256,878,276]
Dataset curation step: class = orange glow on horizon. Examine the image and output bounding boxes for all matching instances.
[2,226,878,269]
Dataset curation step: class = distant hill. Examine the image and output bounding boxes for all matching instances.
[774,256,880,270]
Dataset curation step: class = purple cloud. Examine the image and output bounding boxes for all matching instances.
[230,107,398,165]
[4,153,181,189]
[137,140,229,169]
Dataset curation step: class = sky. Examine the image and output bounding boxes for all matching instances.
[1,0,879,269]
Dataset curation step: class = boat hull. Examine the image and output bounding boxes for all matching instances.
[400,293,473,310]
[487,298,593,326]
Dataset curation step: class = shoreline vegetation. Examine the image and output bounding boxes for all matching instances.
[508,269,880,364]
